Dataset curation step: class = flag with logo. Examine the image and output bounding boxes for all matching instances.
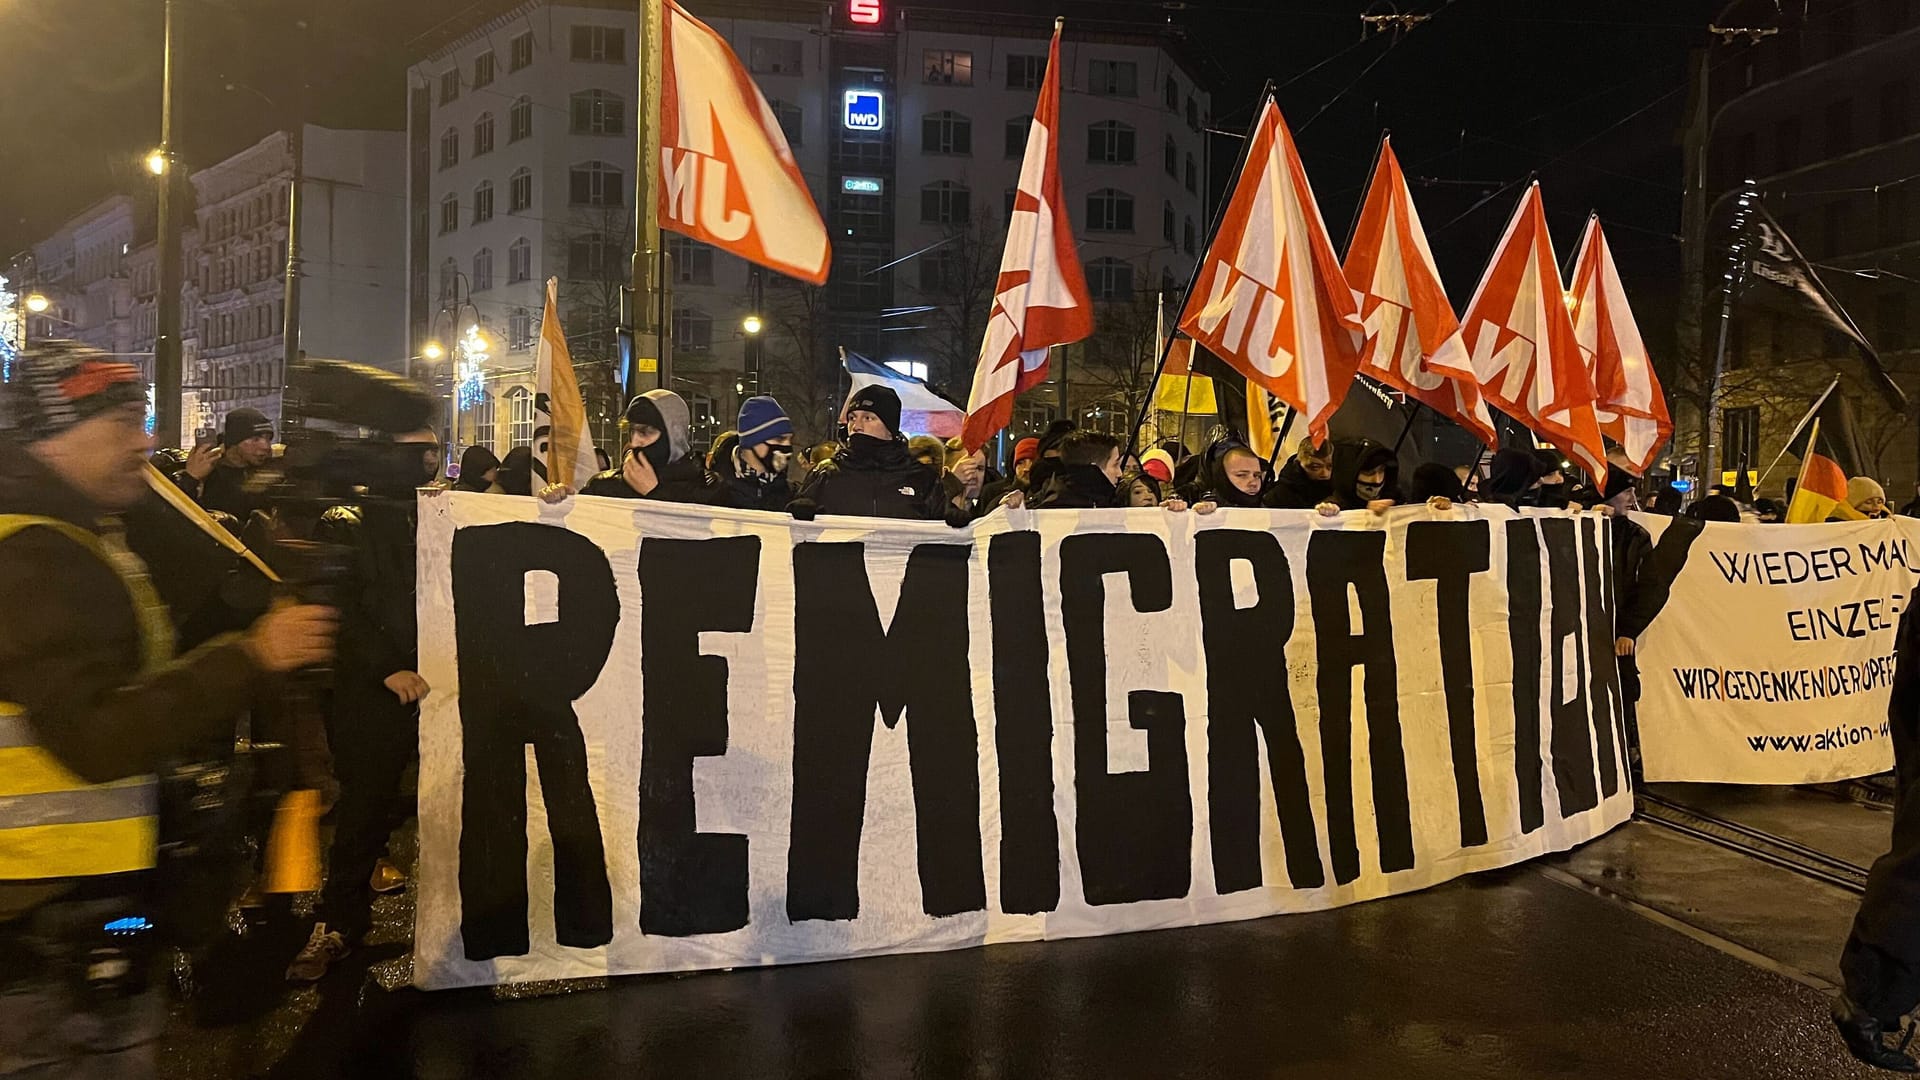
[533,278,599,490]
[1176,98,1364,443]
[1444,183,1607,484]
[1343,137,1495,447]
[961,20,1092,451]
[1786,419,1864,523]
[1568,216,1671,475]
[659,0,830,284]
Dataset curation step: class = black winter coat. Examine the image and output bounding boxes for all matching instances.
[721,467,794,513]
[792,437,968,525]
[1032,465,1118,510]
[1265,457,1333,509]
[581,457,730,505]
[1611,514,1666,640]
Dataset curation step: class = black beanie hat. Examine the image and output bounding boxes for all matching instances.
[222,407,274,447]
[845,384,903,438]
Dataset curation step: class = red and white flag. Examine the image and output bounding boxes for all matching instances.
[1344,137,1496,447]
[660,0,830,284]
[1445,183,1607,484]
[1568,216,1671,475]
[1176,99,1364,443]
[960,21,1092,451]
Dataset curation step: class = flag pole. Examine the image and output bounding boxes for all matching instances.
[630,0,667,393]
[1127,79,1275,454]
[1341,130,1389,257]
[1389,399,1426,455]
[1706,182,1759,488]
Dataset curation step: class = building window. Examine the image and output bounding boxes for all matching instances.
[508,307,535,350]
[1089,59,1137,97]
[473,247,494,292]
[570,89,625,135]
[1826,98,1855,157]
[1883,80,1911,143]
[668,236,713,284]
[472,392,495,450]
[439,127,459,170]
[922,110,971,155]
[1185,153,1198,194]
[1087,257,1133,301]
[568,232,618,279]
[921,181,971,225]
[1184,216,1196,255]
[673,307,713,352]
[510,31,534,71]
[1164,74,1179,111]
[569,161,623,206]
[1164,134,1177,176]
[508,237,530,283]
[1007,54,1044,90]
[749,37,802,75]
[1005,115,1031,158]
[506,386,535,446]
[509,167,533,212]
[473,181,494,223]
[769,100,803,146]
[473,51,495,89]
[571,25,624,63]
[473,113,495,156]
[1162,200,1175,243]
[1004,187,1017,221]
[1775,116,1801,172]
[924,49,973,86]
[1086,188,1133,232]
[439,194,459,234]
[1088,120,1136,164]
[1723,405,1759,469]
[439,68,460,105]
[510,96,533,141]
[918,248,963,293]
[438,257,457,300]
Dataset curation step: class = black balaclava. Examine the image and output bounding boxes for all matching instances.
[1027,419,1078,492]
[625,394,675,474]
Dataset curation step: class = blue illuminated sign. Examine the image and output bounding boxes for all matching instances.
[841,176,883,194]
[843,90,884,131]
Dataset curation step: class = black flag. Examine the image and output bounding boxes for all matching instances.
[1736,201,1907,411]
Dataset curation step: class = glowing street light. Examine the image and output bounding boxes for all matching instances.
[24,293,50,314]
[421,340,445,360]
[144,148,169,176]
[741,314,764,336]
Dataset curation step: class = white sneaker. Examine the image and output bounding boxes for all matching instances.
[285,922,349,982]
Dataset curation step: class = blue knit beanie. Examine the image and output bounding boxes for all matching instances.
[736,395,793,448]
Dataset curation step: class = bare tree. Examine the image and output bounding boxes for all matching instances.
[552,205,634,451]
[1070,287,1164,435]
[758,275,839,446]
[902,204,1005,398]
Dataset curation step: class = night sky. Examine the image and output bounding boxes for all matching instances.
[1,0,1715,317]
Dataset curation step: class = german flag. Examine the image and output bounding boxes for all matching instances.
[1786,418,1864,523]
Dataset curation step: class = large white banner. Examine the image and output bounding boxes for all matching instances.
[1634,512,1918,783]
[413,493,1632,990]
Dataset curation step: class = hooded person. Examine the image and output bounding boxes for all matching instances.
[1407,462,1465,504]
[1531,448,1572,509]
[723,395,795,513]
[1479,447,1550,508]
[1025,419,1078,495]
[1265,437,1335,509]
[1326,439,1401,511]
[583,389,729,504]
[1031,430,1124,509]
[491,446,534,495]
[790,385,970,525]
[1177,438,1267,509]
[453,445,500,492]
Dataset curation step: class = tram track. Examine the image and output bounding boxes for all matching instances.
[1633,790,1870,896]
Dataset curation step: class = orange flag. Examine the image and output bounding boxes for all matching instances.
[1568,216,1672,475]
[1344,137,1496,448]
[1176,99,1364,443]
[659,0,830,284]
[1445,183,1607,484]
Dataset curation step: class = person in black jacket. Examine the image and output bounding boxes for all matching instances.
[1177,439,1267,508]
[790,385,970,525]
[1326,439,1400,511]
[720,395,795,512]
[1265,436,1335,508]
[286,427,443,982]
[174,406,276,521]
[581,390,728,505]
[453,445,499,492]
[1028,430,1122,509]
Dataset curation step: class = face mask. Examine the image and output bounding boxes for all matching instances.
[1534,483,1569,509]
[1355,480,1383,501]
[632,433,672,475]
[747,445,792,481]
[846,433,892,458]
[1028,456,1060,490]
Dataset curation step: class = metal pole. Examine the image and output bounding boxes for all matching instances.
[153,0,183,446]
[631,0,667,392]
[1704,185,1756,489]
[281,122,304,404]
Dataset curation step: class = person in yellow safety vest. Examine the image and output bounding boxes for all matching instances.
[0,340,338,1079]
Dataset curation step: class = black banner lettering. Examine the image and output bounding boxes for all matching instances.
[1581,517,1623,798]
[638,536,759,937]
[787,542,985,922]
[1543,519,1599,816]
[1506,519,1545,834]
[451,522,616,960]
[988,533,1060,915]
[1060,533,1191,906]
[1405,520,1493,848]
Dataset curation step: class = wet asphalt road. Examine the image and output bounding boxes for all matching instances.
[158,817,1880,1080]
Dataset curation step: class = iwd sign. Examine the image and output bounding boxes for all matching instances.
[412,495,1631,989]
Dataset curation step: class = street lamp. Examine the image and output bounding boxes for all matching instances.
[741,314,763,336]
[144,148,169,176]
[24,293,49,314]
[421,340,445,361]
